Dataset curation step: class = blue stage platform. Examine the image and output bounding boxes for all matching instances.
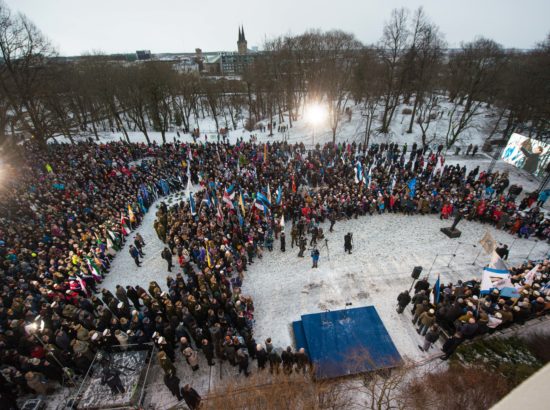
[292,305,403,379]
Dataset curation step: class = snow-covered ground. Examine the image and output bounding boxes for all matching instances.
[44,100,550,409]
[102,201,548,366]
[53,97,499,155]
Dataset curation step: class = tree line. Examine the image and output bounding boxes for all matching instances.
[0,3,548,147]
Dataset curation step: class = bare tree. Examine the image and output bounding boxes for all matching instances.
[378,8,410,134]
[0,3,57,145]
[443,37,507,148]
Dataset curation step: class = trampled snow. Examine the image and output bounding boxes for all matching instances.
[48,100,550,408]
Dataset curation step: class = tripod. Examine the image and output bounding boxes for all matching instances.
[319,239,330,261]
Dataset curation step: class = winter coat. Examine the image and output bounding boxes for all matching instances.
[183,347,199,367]
[158,352,176,375]
[419,311,436,327]
[397,292,411,307]
[25,372,55,395]
[425,329,440,344]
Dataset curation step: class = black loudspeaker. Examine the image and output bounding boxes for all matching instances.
[411,266,423,280]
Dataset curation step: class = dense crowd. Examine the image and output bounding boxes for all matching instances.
[398,259,550,359]
[1,137,550,407]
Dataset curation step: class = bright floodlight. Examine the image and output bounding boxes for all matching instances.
[306,103,327,125]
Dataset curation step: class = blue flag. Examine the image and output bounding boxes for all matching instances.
[256,192,271,208]
[408,178,417,198]
[276,186,282,205]
[434,274,441,304]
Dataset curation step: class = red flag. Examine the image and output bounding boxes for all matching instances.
[291,175,297,193]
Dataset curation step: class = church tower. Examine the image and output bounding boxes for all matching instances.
[237,25,247,55]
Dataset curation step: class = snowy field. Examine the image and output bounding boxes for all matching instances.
[47,100,550,408]
[103,200,549,367]
[54,98,500,156]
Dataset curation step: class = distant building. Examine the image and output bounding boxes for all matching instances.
[218,26,257,76]
[172,57,199,73]
[220,52,255,76]
[203,54,222,74]
[135,50,152,60]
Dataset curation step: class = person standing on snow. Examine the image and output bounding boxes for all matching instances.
[161,247,173,272]
[311,248,320,268]
[129,245,141,267]
[344,232,353,254]
[396,290,411,314]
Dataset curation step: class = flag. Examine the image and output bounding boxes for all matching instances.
[85,257,102,281]
[524,264,539,286]
[264,143,268,165]
[239,193,246,216]
[479,231,497,254]
[434,274,441,304]
[355,161,363,184]
[189,191,197,216]
[390,175,396,192]
[489,251,508,272]
[291,175,297,193]
[280,214,285,229]
[276,185,282,205]
[407,178,417,198]
[45,163,53,173]
[236,206,244,227]
[256,192,271,207]
[206,247,213,268]
[480,267,513,295]
[120,214,130,235]
[202,191,212,208]
[216,202,223,222]
[128,205,136,223]
[267,184,272,204]
[223,186,235,209]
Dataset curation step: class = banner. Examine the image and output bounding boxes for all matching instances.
[479,231,497,254]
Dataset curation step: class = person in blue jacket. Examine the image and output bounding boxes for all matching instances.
[311,247,320,268]
[537,189,550,207]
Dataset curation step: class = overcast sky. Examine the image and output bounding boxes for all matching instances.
[3,0,549,55]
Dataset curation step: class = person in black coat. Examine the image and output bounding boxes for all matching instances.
[440,332,463,360]
[495,244,509,260]
[396,290,411,314]
[201,338,215,366]
[161,247,173,272]
[181,384,201,409]
[414,278,430,294]
[125,285,141,309]
[256,344,268,369]
[344,232,353,254]
[164,371,183,401]
[281,346,295,374]
[280,232,286,252]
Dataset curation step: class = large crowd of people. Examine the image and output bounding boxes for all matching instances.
[1,137,550,407]
[398,257,550,359]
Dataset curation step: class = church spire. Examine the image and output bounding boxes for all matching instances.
[237,25,247,55]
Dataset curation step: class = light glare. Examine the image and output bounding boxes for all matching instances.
[305,103,327,126]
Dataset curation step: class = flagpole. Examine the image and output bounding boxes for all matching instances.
[472,248,483,266]
[427,253,439,281]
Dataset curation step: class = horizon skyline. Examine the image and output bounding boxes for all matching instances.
[3,0,549,56]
